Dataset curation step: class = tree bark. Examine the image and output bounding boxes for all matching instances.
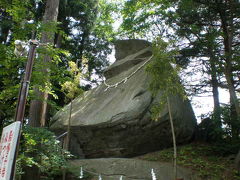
[230,95,239,139]
[218,1,240,139]
[21,165,40,180]
[29,0,60,127]
[208,43,221,127]
[211,67,220,119]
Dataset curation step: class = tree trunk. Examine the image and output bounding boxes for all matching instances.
[208,44,221,128]
[225,68,240,116]
[29,88,42,127]
[230,95,239,139]
[211,70,221,120]
[29,0,60,127]
[218,2,240,139]
[21,165,40,180]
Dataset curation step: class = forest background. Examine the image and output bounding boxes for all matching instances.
[0,0,240,178]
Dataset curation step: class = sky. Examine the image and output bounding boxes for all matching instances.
[191,88,229,121]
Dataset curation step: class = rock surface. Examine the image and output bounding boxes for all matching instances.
[51,39,196,158]
[114,39,151,61]
[68,158,200,180]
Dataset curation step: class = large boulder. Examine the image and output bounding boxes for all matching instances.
[51,39,196,158]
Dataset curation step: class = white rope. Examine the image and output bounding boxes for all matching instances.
[103,55,153,91]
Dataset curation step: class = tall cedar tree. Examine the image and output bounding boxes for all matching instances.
[29,0,60,127]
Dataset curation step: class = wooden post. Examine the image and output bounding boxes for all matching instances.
[62,101,73,180]
[14,41,38,122]
[11,40,38,180]
[167,97,177,180]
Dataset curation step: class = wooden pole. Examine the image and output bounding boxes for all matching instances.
[11,40,38,180]
[167,97,177,180]
[14,40,38,122]
[62,101,73,180]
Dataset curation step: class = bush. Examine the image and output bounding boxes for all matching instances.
[16,126,72,179]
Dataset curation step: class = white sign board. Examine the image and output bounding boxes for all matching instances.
[0,122,21,180]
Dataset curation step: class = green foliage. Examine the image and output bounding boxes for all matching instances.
[58,0,114,82]
[120,0,174,39]
[0,43,24,126]
[1,0,42,40]
[0,0,49,126]
[220,104,240,138]
[61,61,84,102]
[201,104,240,144]
[139,143,237,179]
[16,126,72,179]
[146,38,185,119]
[211,141,240,156]
[94,0,120,42]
